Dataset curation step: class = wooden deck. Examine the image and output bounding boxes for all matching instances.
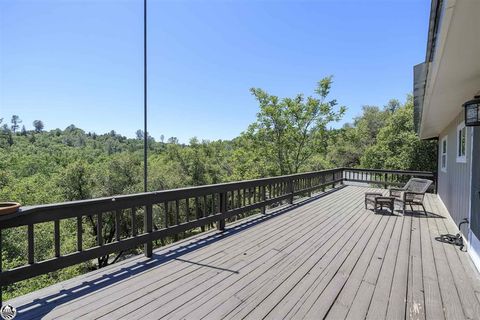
[7,186,480,320]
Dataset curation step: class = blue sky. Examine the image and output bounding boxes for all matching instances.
[0,0,429,143]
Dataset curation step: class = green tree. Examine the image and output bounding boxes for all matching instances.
[135,129,144,140]
[326,125,363,168]
[354,105,389,144]
[245,77,345,175]
[10,115,22,133]
[20,125,27,136]
[361,96,437,171]
[33,120,44,133]
[57,161,94,201]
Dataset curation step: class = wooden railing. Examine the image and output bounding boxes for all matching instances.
[342,168,437,193]
[0,168,344,303]
[0,167,436,304]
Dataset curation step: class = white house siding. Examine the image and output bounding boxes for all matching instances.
[437,111,471,236]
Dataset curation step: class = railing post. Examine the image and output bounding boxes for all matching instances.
[308,177,312,197]
[196,197,205,232]
[217,192,226,231]
[77,216,83,251]
[384,173,388,189]
[261,185,266,214]
[289,179,294,204]
[54,219,61,257]
[144,204,153,258]
[28,224,34,264]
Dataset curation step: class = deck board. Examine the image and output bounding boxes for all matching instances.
[418,211,445,320]
[425,196,466,320]
[7,185,480,320]
[325,211,393,320]
[406,215,425,320]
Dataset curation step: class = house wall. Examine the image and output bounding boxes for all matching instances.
[437,111,471,235]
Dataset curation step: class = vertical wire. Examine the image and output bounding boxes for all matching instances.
[143,0,148,193]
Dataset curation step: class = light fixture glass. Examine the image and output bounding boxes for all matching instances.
[463,96,480,126]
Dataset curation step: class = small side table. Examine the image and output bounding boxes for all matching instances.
[365,192,382,209]
[365,193,395,213]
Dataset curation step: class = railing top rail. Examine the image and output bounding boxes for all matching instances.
[341,167,435,176]
[0,168,342,225]
[0,167,436,226]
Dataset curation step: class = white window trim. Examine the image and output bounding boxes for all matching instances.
[456,122,467,163]
[441,136,447,172]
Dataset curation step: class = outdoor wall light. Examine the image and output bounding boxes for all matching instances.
[463,95,480,126]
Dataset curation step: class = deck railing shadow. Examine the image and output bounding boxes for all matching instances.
[10,186,344,319]
[372,209,445,219]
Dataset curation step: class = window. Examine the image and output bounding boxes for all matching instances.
[456,122,466,163]
[441,136,447,172]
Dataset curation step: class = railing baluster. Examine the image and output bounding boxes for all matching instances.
[164,201,169,228]
[131,207,137,237]
[28,224,34,264]
[217,192,226,231]
[174,200,180,241]
[211,194,216,213]
[289,179,294,204]
[144,204,153,257]
[226,192,229,210]
[54,219,60,257]
[196,197,204,232]
[203,195,208,217]
[185,198,190,222]
[77,216,83,251]
[97,213,103,246]
[195,197,199,221]
[115,210,121,242]
[237,189,241,208]
[262,185,266,214]
[175,200,180,225]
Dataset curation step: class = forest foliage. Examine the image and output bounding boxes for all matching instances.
[0,78,436,299]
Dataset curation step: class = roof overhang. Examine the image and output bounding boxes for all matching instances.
[413,62,428,134]
[415,0,480,139]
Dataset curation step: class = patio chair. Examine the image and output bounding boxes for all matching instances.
[389,178,433,214]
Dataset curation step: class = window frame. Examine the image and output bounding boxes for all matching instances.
[456,122,467,163]
[441,136,447,172]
